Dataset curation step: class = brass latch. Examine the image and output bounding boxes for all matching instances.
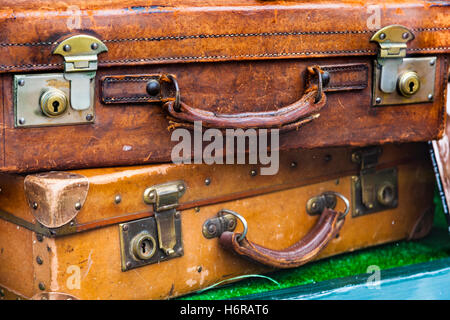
[371,25,436,106]
[119,181,185,272]
[351,147,398,217]
[143,181,186,256]
[53,35,108,111]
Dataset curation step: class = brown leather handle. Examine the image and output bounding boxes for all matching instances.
[162,66,327,130]
[219,207,345,269]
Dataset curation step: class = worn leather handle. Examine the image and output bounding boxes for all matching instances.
[162,66,327,130]
[219,207,345,269]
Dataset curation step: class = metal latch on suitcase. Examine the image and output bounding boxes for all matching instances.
[14,35,107,128]
[371,25,436,106]
[119,181,185,271]
[351,147,398,217]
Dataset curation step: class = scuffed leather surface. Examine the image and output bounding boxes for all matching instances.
[0,1,448,73]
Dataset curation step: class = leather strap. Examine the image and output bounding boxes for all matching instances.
[219,207,345,269]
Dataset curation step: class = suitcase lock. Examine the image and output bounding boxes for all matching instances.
[351,147,398,217]
[14,35,107,127]
[371,25,436,106]
[119,181,185,271]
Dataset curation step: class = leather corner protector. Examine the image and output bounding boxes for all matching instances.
[24,172,89,229]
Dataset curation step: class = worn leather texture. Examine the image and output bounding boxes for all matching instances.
[0,143,436,299]
[0,1,448,173]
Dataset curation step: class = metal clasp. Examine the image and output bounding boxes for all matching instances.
[351,147,398,217]
[143,181,186,256]
[371,25,414,94]
[53,35,108,111]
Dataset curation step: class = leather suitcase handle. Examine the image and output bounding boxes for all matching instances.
[218,192,348,269]
[162,66,327,130]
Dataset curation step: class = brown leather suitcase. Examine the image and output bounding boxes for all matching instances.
[0,1,448,173]
[0,143,435,300]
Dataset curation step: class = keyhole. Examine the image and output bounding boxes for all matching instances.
[52,101,60,113]
[140,239,153,256]
[409,81,415,93]
[381,186,393,203]
[141,241,148,254]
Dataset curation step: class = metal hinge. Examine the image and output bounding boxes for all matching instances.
[351,147,398,217]
[370,25,436,106]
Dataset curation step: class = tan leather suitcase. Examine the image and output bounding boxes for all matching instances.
[0,1,449,173]
[0,143,435,300]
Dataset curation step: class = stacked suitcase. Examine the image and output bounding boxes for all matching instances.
[0,0,448,300]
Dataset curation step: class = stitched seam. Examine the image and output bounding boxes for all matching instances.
[103,96,151,101]
[104,77,154,83]
[0,47,449,70]
[326,84,366,89]
[323,65,368,72]
[0,26,448,47]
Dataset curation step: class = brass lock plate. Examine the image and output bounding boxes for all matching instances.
[351,167,398,217]
[14,73,95,128]
[372,57,436,106]
[119,215,183,272]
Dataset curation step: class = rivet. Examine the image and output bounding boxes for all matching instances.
[38,283,46,291]
[126,261,132,269]
[375,97,382,104]
[63,44,71,52]
[114,195,122,204]
[86,114,94,121]
[207,223,217,235]
[250,169,257,176]
[146,79,161,96]
[194,207,200,213]
[18,118,26,125]
[177,184,185,192]
[227,219,236,230]
[428,94,433,100]
[91,42,98,50]
[18,79,25,86]
[32,202,38,210]
[204,178,211,186]
[36,256,43,265]
[197,266,202,273]
[147,190,156,200]
[122,225,129,231]
[430,59,435,66]
[75,202,82,210]
[379,33,386,40]
[69,221,75,227]
[402,32,409,39]
[290,161,297,168]
[175,211,181,219]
